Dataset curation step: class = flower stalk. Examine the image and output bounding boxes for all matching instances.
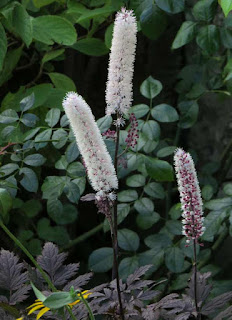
[174,148,205,320]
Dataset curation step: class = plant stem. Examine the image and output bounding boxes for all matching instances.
[62,223,104,250]
[111,114,125,320]
[193,238,201,320]
[0,221,77,320]
[79,291,95,320]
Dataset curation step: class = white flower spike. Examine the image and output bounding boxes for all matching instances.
[106,8,137,116]
[174,148,205,244]
[63,92,118,192]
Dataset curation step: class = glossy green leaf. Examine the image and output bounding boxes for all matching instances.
[44,292,75,309]
[19,167,38,192]
[97,115,112,133]
[32,16,77,45]
[127,104,150,119]
[157,146,176,158]
[151,104,179,122]
[134,198,154,214]
[24,154,46,166]
[140,76,163,99]
[13,4,32,47]
[0,46,23,86]
[156,0,185,13]
[220,0,232,16]
[20,93,35,112]
[140,4,167,40]
[88,247,113,272]
[165,247,185,273]
[42,49,65,65]
[0,109,19,124]
[45,108,61,127]
[118,229,140,251]
[105,23,114,49]
[193,0,217,21]
[145,157,174,181]
[34,129,52,150]
[196,25,220,55]
[126,174,146,187]
[48,73,76,91]
[142,120,160,140]
[72,38,109,56]
[65,142,79,163]
[118,190,138,202]
[144,182,165,199]
[172,21,197,49]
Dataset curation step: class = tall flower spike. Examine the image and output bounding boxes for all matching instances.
[106,8,137,116]
[63,92,118,193]
[174,148,205,244]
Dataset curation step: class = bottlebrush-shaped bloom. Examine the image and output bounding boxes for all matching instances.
[174,148,205,244]
[105,8,137,116]
[63,92,118,193]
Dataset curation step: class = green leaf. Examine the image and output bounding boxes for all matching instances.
[126,174,146,187]
[157,146,176,158]
[12,4,32,47]
[45,108,61,127]
[119,256,139,280]
[0,23,7,71]
[136,211,160,229]
[118,229,140,251]
[220,27,232,48]
[72,38,109,56]
[67,162,85,178]
[105,23,113,49]
[21,199,42,218]
[42,176,66,199]
[140,76,163,99]
[134,198,154,214]
[20,93,35,112]
[140,4,167,40]
[21,113,38,127]
[24,154,46,166]
[145,233,172,250]
[0,109,19,124]
[145,157,174,181]
[220,0,232,16]
[32,15,77,45]
[144,182,165,199]
[0,188,12,222]
[44,292,75,309]
[0,164,19,177]
[193,0,217,21]
[77,6,113,23]
[103,204,130,232]
[52,129,68,149]
[204,197,232,210]
[142,120,160,140]
[170,273,190,291]
[37,218,70,245]
[202,184,214,200]
[118,190,138,202]
[48,200,78,225]
[178,100,199,129]
[151,104,179,122]
[165,247,185,273]
[88,247,113,272]
[0,46,23,86]
[196,25,220,55]
[202,210,227,242]
[127,104,150,119]
[31,282,46,302]
[33,0,56,8]
[172,21,197,49]
[65,142,79,163]
[97,115,112,133]
[48,73,76,91]
[63,180,80,203]
[19,167,38,192]
[166,220,182,235]
[156,0,185,13]
[138,249,164,271]
[223,183,232,196]
[169,203,182,220]
[42,49,65,65]
[34,128,52,149]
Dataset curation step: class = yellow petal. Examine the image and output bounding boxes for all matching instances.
[36,307,50,320]
[28,304,44,315]
[27,301,43,309]
[16,318,24,320]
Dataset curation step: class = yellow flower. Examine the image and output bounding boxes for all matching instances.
[17,290,91,320]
